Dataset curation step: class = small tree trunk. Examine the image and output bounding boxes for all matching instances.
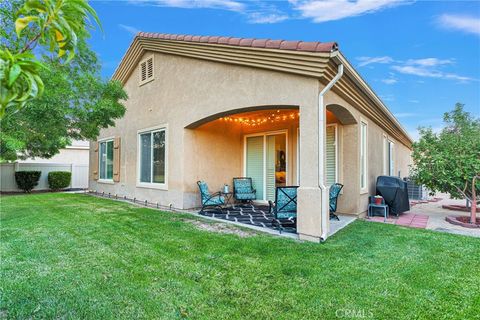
[471,176,478,224]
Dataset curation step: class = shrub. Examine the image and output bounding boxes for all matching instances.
[14,171,41,193]
[48,171,71,190]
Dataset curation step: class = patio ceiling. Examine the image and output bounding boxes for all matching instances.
[219,109,299,127]
[185,106,299,129]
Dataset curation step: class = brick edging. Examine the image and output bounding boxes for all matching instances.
[445,216,480,228]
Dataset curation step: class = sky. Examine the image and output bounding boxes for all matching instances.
[87,0,480,140]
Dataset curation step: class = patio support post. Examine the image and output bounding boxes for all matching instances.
[297,99,324,242]
[297,63,344,243]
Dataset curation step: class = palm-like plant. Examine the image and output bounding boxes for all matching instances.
[0,0,100,120]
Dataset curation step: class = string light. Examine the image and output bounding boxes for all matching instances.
[219,111,300,127]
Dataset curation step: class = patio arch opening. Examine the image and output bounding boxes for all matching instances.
[185,105,299,129]
[326,104,357,125]
[184,106,301,208]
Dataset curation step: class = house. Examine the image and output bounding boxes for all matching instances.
[89,32,412,242]
[1,140,90,192]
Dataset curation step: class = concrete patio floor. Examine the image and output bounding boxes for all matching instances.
[329,214,357,236]
[367,195,480,238]
[413,197,480,238]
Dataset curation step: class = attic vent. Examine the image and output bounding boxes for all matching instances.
[139,55,154,85]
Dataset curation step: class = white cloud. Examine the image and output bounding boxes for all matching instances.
[408,99,420,103]
[130,0,245,12]
[405,58,454,67]
[437,14,480,36]
[357,56,394,67]
[390,57,475,83]
[128,0,291,24]
[248,12,289,24]
[291,0,411,23]
[392,65,436,77]
[381,78,397,84]
[118,24,140,35]
[392,65,475,82]
[126,0,413,24]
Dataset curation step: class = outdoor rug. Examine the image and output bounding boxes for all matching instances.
[199,205,276,229]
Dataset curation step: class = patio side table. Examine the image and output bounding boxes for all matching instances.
[220,192,234,208]
[368,203,389,222]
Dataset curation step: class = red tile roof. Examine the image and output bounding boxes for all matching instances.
[136,32,338,53]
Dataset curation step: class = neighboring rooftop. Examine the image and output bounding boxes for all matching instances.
[136,32,339,53]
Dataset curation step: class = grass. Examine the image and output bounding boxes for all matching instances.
[1,193,480,319]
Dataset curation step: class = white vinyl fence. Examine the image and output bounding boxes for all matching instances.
[0,163,89,192]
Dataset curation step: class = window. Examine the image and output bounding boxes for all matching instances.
[326,124,337,186]
[99,140,114,180]
[138,127,166,187]
[387,140,395,176]
[139,55,154,85]
[360,121,367,190]
[383,136,395,176]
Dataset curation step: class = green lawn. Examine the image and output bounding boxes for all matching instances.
[1,194,479,319]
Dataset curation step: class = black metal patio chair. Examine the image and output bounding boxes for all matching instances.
[197,181,226,214]
[269,186,299,232]
[233,177,256,204]
[329,183,344,220]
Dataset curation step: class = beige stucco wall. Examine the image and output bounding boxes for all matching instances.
[322,89,412,217]
[90,51,318,210]
[89,50,412,241]
[183,120,243,208]
[182,115,300,208]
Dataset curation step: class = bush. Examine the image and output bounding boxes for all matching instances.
[48,171,71,190]
[14,171,41,193]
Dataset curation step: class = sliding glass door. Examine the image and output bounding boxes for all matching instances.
[326,125,337,186]
[245,132,287,202]
[246,136,264,201]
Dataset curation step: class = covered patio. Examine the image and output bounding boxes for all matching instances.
[186,105,359,238]
[185,105,352,202]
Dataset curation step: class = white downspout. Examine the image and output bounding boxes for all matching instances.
[319,63,344,241]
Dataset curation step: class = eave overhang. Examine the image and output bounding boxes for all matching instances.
[112,35,336,85]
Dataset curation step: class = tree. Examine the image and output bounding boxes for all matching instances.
[0,0,100,119]
[0,0,127,161]
[411,103,480,224]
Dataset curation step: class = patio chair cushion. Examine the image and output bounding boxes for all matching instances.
[233,178,256,200]
[276,211,296,220]
[276,187,297,212]
[198,181,225,206]
[197,181,211,203]
[204,195,225,206]
[273,186,298,223]
[235,192,256,200]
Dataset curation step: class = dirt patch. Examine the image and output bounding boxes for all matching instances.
[446,215,480,228]
[187,220,256,238]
